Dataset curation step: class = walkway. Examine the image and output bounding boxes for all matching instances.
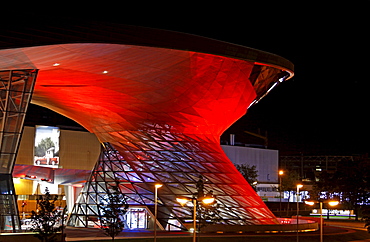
[65,220,370,242]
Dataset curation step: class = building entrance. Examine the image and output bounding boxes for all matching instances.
[126,207,149,229]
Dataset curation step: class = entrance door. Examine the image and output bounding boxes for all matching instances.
[126,208,148,229]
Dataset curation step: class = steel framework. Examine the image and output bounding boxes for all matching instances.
[0,69,37,232]
[0,20,294,230]
[69,128,279,230]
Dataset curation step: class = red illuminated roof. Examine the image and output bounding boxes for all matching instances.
[1,18,293,73]
[1,19,294,226]
[0,20,293,137]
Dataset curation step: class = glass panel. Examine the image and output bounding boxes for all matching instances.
[0,154,14,173]
[1,134,20,153]
[3,113,22,133]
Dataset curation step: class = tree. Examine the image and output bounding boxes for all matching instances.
[195,176,219,231]
[198,196,219,230]
[235,164,258,190]
[99,182,129,242]
[30,187,66,242]
[35,137,55,157]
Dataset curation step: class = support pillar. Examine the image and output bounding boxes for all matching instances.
[0,69,37,232]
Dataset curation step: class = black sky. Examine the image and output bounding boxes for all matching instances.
[16,3,370,155]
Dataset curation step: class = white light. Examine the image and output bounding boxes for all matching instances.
[304,201,315,206]
[248,100,257,109]
[267,82,278,93]
[102,70,108,74]
[53,63,60,66]
[202,197,215,204]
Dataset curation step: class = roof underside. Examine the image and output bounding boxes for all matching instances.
[1,17,294,75]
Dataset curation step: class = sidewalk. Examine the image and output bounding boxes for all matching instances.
[65,220,370,242]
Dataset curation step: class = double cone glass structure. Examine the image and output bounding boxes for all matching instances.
[0,18,293,231]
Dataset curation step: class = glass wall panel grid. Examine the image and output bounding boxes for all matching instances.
[0,69,37,232]
[69,132,278,230]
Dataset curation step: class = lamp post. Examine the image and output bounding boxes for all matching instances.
[296,184,303,242]
[278,170,284,217]
[176,195,215,242]
[154,184,162,242]
[305,200,339,242]
[252,180,258,191]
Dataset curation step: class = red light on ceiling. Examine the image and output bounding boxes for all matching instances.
[25,175,37,179]
[40,178,53,182]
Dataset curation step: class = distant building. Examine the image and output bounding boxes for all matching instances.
[280,155,355,181]
[222,145,280,201]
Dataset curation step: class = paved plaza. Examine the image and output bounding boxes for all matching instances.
[64,219,370,242]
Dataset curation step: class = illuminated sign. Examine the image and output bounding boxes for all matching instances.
[34,126,60,167]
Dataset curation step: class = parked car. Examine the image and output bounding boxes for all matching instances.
[34,157,59,166]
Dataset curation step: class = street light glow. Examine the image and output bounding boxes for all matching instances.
[304,201,315,206]
[328,201,339,206]
[279,170,284,175]
[304,199,339,242]
[305,200,339,207]
[176,195,216,242]
[155,184,163,189]
[202,197,215,204]
[176,197,190,206]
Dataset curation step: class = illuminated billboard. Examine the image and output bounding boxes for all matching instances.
[34,126,60,167]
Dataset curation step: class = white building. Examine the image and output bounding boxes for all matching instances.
[221,145,280,202]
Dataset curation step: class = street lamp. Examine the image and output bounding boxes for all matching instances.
[296,184,303,242]
[252,180,258,191]
[305,200,339,242]
[278,170,284,217]
[176,195,215,242]
[154,184,162,242]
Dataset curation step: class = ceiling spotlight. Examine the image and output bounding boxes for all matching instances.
[102,70,108,74]
[53,63,60,66]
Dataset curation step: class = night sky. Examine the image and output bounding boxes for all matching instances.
[12,3,370,155]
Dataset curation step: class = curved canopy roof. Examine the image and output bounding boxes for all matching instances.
[1,17,293,76]
[0,17,294,227]
[0,18,294,136]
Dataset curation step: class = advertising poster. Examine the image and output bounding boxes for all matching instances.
[34,126,60,167]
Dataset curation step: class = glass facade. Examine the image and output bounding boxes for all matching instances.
[0,42,292,231]
[69,136,278,230]
[0,69,37,232]
[0,20,294,233]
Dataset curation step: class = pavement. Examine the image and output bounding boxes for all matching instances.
[65,219,370,242]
